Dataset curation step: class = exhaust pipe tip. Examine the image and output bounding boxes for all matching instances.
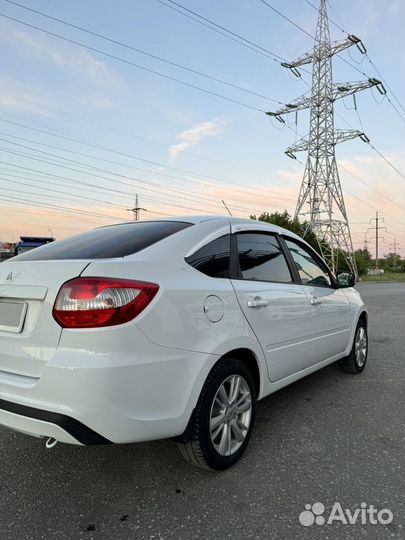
[45,437,58,449]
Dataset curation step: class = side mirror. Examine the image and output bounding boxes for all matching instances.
[337,272,356,288]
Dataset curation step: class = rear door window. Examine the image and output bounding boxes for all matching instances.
[12,221,192,261]
[185,235,231,278]
[236,233,292,283]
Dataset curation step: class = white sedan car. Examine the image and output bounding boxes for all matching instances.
[0,216,368,470]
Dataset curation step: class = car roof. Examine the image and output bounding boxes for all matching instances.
[134,215,303,241]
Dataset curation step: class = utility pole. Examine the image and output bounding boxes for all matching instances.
[266,0,386,276]
[363,231,369,251]
[390,238,400,268]
[368,212,387,268]
[127,194,147,221]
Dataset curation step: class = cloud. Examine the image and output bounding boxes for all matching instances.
[0,76,51,116]
[388,1,401,16]
[169,118,225,160]
[90,96,117,110]
[0,20,125,91]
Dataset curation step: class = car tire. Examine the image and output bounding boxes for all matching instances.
[177,358,256,471]
[338,319,368,374]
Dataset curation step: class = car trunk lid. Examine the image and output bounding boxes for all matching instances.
[0,260,90,378]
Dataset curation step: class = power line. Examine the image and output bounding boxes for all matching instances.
[0,151,266,216]
[0,102,272,182]
[0,180,172,218]
[326,0,405,115]
[304,0,345,33]
[0,12,264,112]
[0,175,128,211]
[0,193,124,221]
[0,134,283,212]
[332,107,405,181]
[335,56,405,123]
[2,111,395,231]
[258,0,313,39]
[337,161,403,211]
[0,219,92,234]
[304,0,405,122]
[156,0,286,63]
[1,3,400,233]
[0,149,230,214]
[0,115,294,200]
[6,123,400,219]
[260,0,405,125]
[0,167,180,214]
[367,143,405,180]
[364,54,405,115]
[0,158,295,223]
[282,123,405,228]
[259,0,405,184]
[2,139,246,212]
[292,155,404,234]
[2,0,284,105]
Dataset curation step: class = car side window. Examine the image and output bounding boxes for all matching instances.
[284,238,332,287]
[236,233,292,283]
[185,235,230,278]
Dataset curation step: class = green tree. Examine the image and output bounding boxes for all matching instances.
[250,210,362,275]
[250,210,323,255]
[354,248,372,276]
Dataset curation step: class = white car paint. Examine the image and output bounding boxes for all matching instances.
[0,216,367,447]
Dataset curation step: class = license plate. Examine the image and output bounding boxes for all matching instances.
[0,302,27,333]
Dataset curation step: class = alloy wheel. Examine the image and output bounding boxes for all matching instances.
[209,374,252,457]
[355,326,368,367]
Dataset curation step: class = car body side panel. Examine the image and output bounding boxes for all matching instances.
[230,280,314,382]
[302,285,353,363]
[81,259,264,356]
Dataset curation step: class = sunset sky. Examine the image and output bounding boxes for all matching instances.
[0,0,403,257]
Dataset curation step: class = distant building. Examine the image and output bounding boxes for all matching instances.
[0,242,15,262]
[367,267,384,276]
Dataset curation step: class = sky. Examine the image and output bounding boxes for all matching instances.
[0,0,403,257]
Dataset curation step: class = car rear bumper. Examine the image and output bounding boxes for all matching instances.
[0,398,111,444]
[0,325,218,445]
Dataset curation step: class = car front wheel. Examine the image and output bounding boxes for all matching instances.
[338,319,368,374]
[178,358,256,471]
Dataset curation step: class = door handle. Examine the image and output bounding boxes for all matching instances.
[247,298,268,308]
[310,296,322,306]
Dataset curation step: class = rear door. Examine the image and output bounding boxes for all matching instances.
[230,231,313,382]
[283,237,352,363]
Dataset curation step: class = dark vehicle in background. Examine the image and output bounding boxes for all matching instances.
[14,236,55,256]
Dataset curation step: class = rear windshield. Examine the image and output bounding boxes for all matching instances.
[12,221,192,261]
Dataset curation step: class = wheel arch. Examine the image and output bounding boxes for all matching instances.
[218,347,261,398]
[358,310,368,327]
[176,347,261,445]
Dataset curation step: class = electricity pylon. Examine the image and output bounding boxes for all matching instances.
[266,0,386,275]
[127,194,147,221]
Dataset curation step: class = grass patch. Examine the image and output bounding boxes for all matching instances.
[359,272,405,282]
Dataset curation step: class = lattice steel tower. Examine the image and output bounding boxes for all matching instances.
[267,0,385,275]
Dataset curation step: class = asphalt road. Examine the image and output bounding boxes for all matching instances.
[0,282,404,540]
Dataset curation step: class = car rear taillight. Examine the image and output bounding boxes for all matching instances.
[53,277,159,328]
